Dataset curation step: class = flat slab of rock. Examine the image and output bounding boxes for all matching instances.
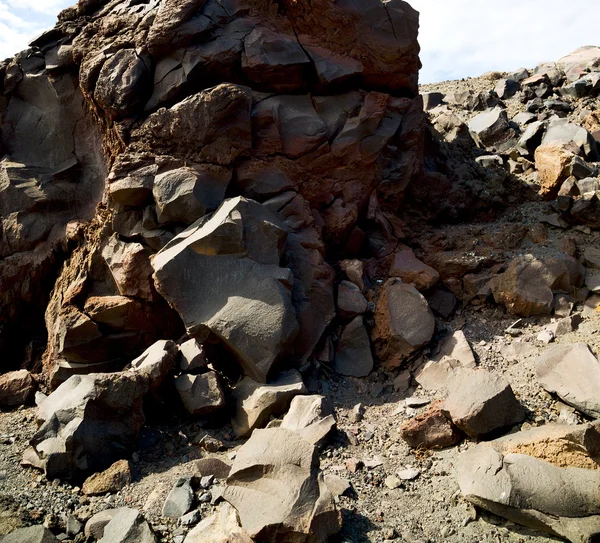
[98,508,156,543]
[442,368,525,438]
[456,423,600,543]
[280,395,336,446]
[333,316,374,377]
[82,459,132,496]
[223,428,341,542]
[0,370,35,407]
[231,370,307,438]
[536,343,600,418]
[372,279,435,369]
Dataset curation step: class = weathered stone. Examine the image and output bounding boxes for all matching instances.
[183,503,252,543]
[94,49,152,119]
[152,197,298,384]
[442,368,526,438]
[175,372,225,417]
[85,509,124,540]
[152,165,230,225]
[24,373,146,480]
[82,459,132,496]
[163,477,194,519]
[456,423,600,543]
[0,370,35,407]
[231,370,307,438]
[432,111,473,146]
[336,281,368,318]
[280,395,336,446]
[129,340,178,394]
[400,402,462,449]
[178,339,207,372]
[542,119,599,160]
[194,458,232,480]
[333,316,374,377]
[222,428,341,542]
[0,525,59,543]
[468,107,515,149]
[494,78,520,99]
[535,141,579,199]
[389,245,439,291]
[490,255,584,317]
[98,508,156,543]
[372,279,435,369]
[536,343,600,418]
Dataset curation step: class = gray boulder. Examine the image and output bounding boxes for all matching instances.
[222,428,341,542]
[536,343,600,418]
[333,316,374,377]
[494,78,520,99]
[22,373,147,480]
[517,120,546,157]
[98,508,156,543]
[175,372,226,417]
[336,280,368,318]
[456,423,600,543]
[178,339,207,372]
[129,339,178,394]
[163,477,194,519]
[152,197,299,383]
[85,509,126,540]
[442,368,525,438]
[468,107,516,149]
[542,119,599,161]
[231,370,307,438]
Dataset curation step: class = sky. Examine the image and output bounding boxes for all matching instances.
[1,0,599,84]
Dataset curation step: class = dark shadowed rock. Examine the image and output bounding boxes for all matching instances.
[372,279,435,369]
[23,373,146,480]
[175,371,226,417]
[334,316,374,377]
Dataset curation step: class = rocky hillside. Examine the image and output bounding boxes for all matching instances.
[2,0,600,541]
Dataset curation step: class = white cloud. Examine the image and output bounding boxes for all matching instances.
[0,0,72,61]
[410,0,600,83]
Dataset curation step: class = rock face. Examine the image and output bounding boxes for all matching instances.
[22,373,147,480]
[0,0,423,387]
[456,424,600,543]
[536,343,600,418]
[222,428,341,542]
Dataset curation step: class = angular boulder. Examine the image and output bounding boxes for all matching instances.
[536,343,600,418]
[175,371,226,417]
[98,508,156,543]
[0,370,36,407]
[280,395,336,446]
[490,255,584,317]
[400,402,462,449]
[183,503,252,543]
[0,525,59,543]
[468,107,515,149]
[222,428,341,542]
[442,368,526,438]
[23,373,147,480]
[152,197,298,383]
[535,141,579,199]
[389,245,439,291]
[333,316,374,377]
[372,279,435,368]
[82,459,132,496]
[231,370,307,438]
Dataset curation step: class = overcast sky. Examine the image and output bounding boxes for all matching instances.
[1,0,599,84]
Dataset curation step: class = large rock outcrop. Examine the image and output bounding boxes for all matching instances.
[0,0,424,387]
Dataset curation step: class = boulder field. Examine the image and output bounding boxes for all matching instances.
[3,1,600,542]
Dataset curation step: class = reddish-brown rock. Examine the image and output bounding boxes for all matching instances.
[0,370,36,407]
[400,402,462,449]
